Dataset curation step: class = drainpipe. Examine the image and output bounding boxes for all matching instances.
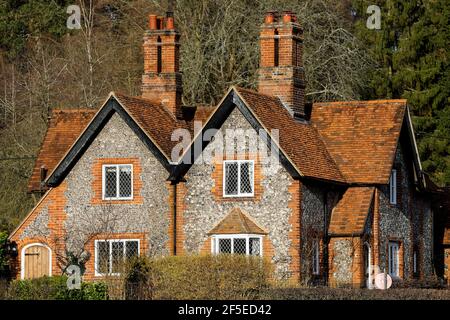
[323,189,329,286]
[172,182,177,256]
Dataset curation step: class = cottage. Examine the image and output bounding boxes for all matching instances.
[9,11,446,287]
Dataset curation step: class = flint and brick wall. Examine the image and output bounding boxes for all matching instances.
[13,113,171,279]
[378,144,433,279]
[180,107,301,280]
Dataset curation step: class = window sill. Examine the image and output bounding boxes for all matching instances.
[91,198,143,205]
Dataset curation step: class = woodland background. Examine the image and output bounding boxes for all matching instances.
[0,0,449,233]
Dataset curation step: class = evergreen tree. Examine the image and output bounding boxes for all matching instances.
[0,0,70,59]
[351,0,450,185]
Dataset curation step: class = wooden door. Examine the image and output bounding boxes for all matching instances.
[23,245,51,279]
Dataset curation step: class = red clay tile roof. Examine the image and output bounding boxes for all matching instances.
[29,89,410,192]
[328,187,375,236]
[28,109,96,192]
[208,208,267,235]
[311,100,407,184]
[29,93,213,192]
[236,87,346,183]
[114,93,192,158]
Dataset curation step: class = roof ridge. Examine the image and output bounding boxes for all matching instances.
[113,92,180,122]
[234,86,281,102]
[313,99,407,106]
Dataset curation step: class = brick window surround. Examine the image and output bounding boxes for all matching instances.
[83,232,147,280]
[387,239,404,279]
[211,154,262,202]
[91,158,143,205]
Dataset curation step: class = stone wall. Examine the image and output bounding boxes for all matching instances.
[182,107,297,279]
[63,113,170,259]
[300,183,325,282]
[331,238,353,285]
[378,144,433,278]
[19,205,50,240]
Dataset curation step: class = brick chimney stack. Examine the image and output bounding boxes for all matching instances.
[142,12,182,118]
[258,11,306,118]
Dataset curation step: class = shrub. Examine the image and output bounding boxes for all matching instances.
[260,287,450,300]
[0,231,8,276]
[121,254,272,300]
[124,257,154,300]
[392,276,446,289]
[7,276,108,300]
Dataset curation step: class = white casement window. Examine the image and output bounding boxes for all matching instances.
[223,160,254,197]
[102,164,133,200]
[388,241,399,277]
[211,234,262,256]
[389,169,397,204]
[312,239,320,275]
[95,239,140,276]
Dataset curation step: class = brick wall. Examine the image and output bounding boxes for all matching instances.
[141,14,182,118]
[258,12,306,117]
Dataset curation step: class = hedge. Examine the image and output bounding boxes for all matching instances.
[261,287,450,300]
[119,254,272,300]
[6,276,108,300]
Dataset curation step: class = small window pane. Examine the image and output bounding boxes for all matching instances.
[111,242,124,273]
[97,241,110,274]
[312,240,319,274]
[390,170,397,204]
[388,242,399,276]
[233,238,247,254]
[126,241,139,260]
[105,166,117,198]
[249,238,260,256]
[240,162,253,194]
[119,166,132,198]
[224,162,239,195]
[218,238,232,254]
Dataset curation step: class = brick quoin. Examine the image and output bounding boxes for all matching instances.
[10,182,68,279]
[287,180,301,283]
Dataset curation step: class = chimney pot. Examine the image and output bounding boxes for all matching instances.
[149,14,157,30]
[157,16,165,29]
[282,11,293,23]
[142,13,182,118]
[258,11,306,118]
[166,13,175,30]
[265,11,275,24]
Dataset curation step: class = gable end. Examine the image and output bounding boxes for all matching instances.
[46,96,173,187]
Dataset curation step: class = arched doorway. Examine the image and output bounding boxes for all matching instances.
[21,243,52,279]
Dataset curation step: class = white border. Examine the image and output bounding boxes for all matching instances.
[94,239,140,277]
[211,234,263,256]
[21,243,52,280]
[222,160,255,198]
[102,164,134,200]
